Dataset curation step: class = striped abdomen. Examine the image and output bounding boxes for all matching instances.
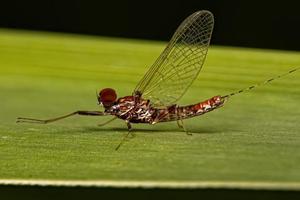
[156,95,226,123]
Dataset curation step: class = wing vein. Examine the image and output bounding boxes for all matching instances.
[134,11,214,108]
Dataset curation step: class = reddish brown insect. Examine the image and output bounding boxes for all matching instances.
[17,11,300,149]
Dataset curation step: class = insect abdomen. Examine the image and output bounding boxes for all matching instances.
[178,95,226,119]
[157,95,226,122]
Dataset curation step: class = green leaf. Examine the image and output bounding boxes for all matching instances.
[0,29,300,190]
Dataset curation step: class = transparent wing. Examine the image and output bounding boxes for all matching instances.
[134,10,214,107]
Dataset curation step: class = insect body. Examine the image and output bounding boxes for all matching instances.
[17,10,299,149]
[103,90,226,125]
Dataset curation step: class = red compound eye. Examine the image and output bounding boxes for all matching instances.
[99,88,117,106]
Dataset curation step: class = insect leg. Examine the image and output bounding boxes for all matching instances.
[98,117,117,127]
[177,119,192,136]
[115,121,132,151]
[177,120,183,129]
[16,111,106,124]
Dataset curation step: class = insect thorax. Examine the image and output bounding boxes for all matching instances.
[107,96,156,123]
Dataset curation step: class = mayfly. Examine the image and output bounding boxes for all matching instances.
[17,11,299,150]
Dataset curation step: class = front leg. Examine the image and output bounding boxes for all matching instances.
[16,111,107,124]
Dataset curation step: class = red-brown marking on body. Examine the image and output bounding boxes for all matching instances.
[117,96,134,103]
[158,95,225,122]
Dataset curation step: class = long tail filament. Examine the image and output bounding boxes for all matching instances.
[222,67,300,99]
